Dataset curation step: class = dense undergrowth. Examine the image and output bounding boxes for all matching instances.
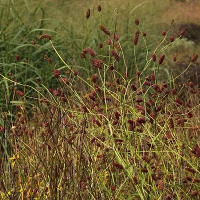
[0,1,200,200]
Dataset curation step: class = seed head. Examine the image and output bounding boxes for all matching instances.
[137,71,141,77]
[189,89,196,94]
[189,81,194,87]
[110,49,120,62]
[91,73,98,82]
[152,54,156,62]
[115,43,121,51]
[113,162,123,170]
[173,56,177,62]
[16,90,24,97]
[142,155,150,163]
[61,96,67,102]
[191,145,200,158]
[122,87,126,94]
[44,55,52,64]
[135,18,139,25]
[169,118,174,128]
[107,38,111,45]
[191,53,198,62]
[136,117,145,124]
[94,119,101,127]
[116,78,120,85]
[99,25,110,35]
[40,34,51,40]
[112,120,118,125]
[81,182,87,190]
[109,65,114,70]
[81,51,86,58]
[177,118,187,127]
[175,98,183,106]
[158,179,164,190]
[93,59,103,69]
[192,178,200,183]
[86,47,96,57]
[86,8,90,19]
[186,176,192,181]
[81,106,88,113]
[162,30,166,36]
[73,70,78,76]
[180,29,185,38]
[172,88,176,95]
[166,131,172,139]
[0,126,5,133]
[114,33,119,41]
[114,112,120,120]
[185,167,196,174]
[133,176,138,184]
[151,73,155,81]
[170,36,174,42]
[136,105,145,112]
[141,167,148,173]
[128,119,134,125]
[136,89,145,95]
[97,5,102,12]
[31,40,35,45]
[133,30,140,45]
[130,84,137,91]
[16,55,20,61]
[166,194,171,200]
[158,54,165,64]
[54,69,60,78]
[111,185,115,191]
[144,81,151,86]
[98,42,103,48]
[129,124,134,131]
[152,84,160,93]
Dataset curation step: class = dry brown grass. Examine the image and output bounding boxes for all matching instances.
[160,0,200,24]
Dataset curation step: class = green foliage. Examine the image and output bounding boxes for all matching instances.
[0,1,200,199]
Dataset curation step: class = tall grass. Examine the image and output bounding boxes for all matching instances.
[0,0,200,199]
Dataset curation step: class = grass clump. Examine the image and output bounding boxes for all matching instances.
[0,2,200,200]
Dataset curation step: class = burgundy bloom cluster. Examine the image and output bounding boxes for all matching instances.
[99,25,110,36]
[16,90,24,97]
[110,49,120,62]
[54,69,60,78]
[134,30,140,45]
[40,34,51,40]
[90,58,104,69]
[81,47,96,58]
[86,8,90,19]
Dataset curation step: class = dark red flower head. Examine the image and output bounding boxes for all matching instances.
[158,54,165,64]
[114,33,119,41]
[16,55,20,61]
[180,29,185,38]
[170,36,174,42]
[86,8,90,19]
[54,69,60,78]
[97,5,102,12]
[40,34,51,40]
[162,31,166,36]
[99,25,110,36]
[191,54,198,62]
[135,18,139,25]
[152,54,156,62]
